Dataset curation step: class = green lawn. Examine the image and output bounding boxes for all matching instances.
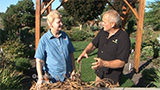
[72,41,134,86]
[73,41,97,82]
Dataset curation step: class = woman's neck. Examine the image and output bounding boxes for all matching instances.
[51,29,60,38]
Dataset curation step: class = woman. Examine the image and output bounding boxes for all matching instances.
[35,10,75,88]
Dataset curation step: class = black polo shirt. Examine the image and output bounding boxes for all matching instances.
[92,28,131,84]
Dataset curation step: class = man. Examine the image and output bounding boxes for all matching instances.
[35,11,75,88]
[77,10,131,86]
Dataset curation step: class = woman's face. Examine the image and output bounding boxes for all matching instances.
[50,18,63,32]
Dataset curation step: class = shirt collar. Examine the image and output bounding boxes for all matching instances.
[114,28,122,36]
[102,28,122,38]
[47,29,62,39]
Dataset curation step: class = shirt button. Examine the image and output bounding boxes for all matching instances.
[101,51,103,53]
[104,44,106,46]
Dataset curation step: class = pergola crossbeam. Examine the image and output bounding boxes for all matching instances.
[123,0,139,20]
[106,0,117,11]
[41,0,55,15]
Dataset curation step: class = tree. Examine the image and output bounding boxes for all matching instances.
[144,0,160,31]
[1,0,35,40]
[58,8,77,30]
[62,0,107,25]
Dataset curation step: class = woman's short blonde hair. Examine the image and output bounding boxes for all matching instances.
[47,10,61,25]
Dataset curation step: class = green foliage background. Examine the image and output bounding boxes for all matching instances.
[63,0,107,24]
[1,0,35,40]
[144,0,160,31]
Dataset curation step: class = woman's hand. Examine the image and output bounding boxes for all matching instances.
[70,70,76,81]
[36,79,43,89]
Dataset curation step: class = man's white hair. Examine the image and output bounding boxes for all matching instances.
[103,10,121,27]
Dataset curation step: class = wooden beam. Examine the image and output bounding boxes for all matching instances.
[121,4,130,30]
[134,0,145,73]
[35,0,41,51]
[56,3,63,10]
[132,4,139,24]
[41,0,55,15]
[123,0,139,20]
[56,0,68,10]
[106,0,117,11]
[41,2,45,10]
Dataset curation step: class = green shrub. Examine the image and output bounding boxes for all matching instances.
[141,46,153,60]
[70,28,95,41]
[142,28,160,59]
[0,52,12,68]
[152,58,160,68]
[64,30,73,39]
[150,69,160,88]
[0,48,25,89]
[71,30,89,41]
[120,74,134,87]
[142,68,160,87]
[0,39,27,61]
[90,26,100,31]
[14,57,31,73]
[0,65,23,89]
[142,68,156,87]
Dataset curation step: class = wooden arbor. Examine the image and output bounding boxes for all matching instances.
[35,0,145,73]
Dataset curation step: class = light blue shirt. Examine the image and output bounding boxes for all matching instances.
[34,30,75,82]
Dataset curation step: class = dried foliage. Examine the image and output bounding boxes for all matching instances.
[30,64,115,90]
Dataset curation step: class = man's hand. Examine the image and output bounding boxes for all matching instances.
[77,43,96,63]
[91,58,104,70]
[77,52,88,63]
[36,79,43,89]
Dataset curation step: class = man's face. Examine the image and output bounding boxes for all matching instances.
[102,15,113,32]
[50,18,63,31]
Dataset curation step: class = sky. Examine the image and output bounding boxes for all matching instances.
[0,0,155,13]
[0,0,61,13]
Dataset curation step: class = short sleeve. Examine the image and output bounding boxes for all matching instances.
[116,35,131,63]
[34,38,46,61]
[68,38,75,54]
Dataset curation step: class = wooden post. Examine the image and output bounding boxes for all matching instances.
[134,0,145,73]
[35,0,41,51]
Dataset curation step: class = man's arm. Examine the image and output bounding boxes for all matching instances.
[84,42,96,54]
[77,42,96,63]
[92,58,125,70]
